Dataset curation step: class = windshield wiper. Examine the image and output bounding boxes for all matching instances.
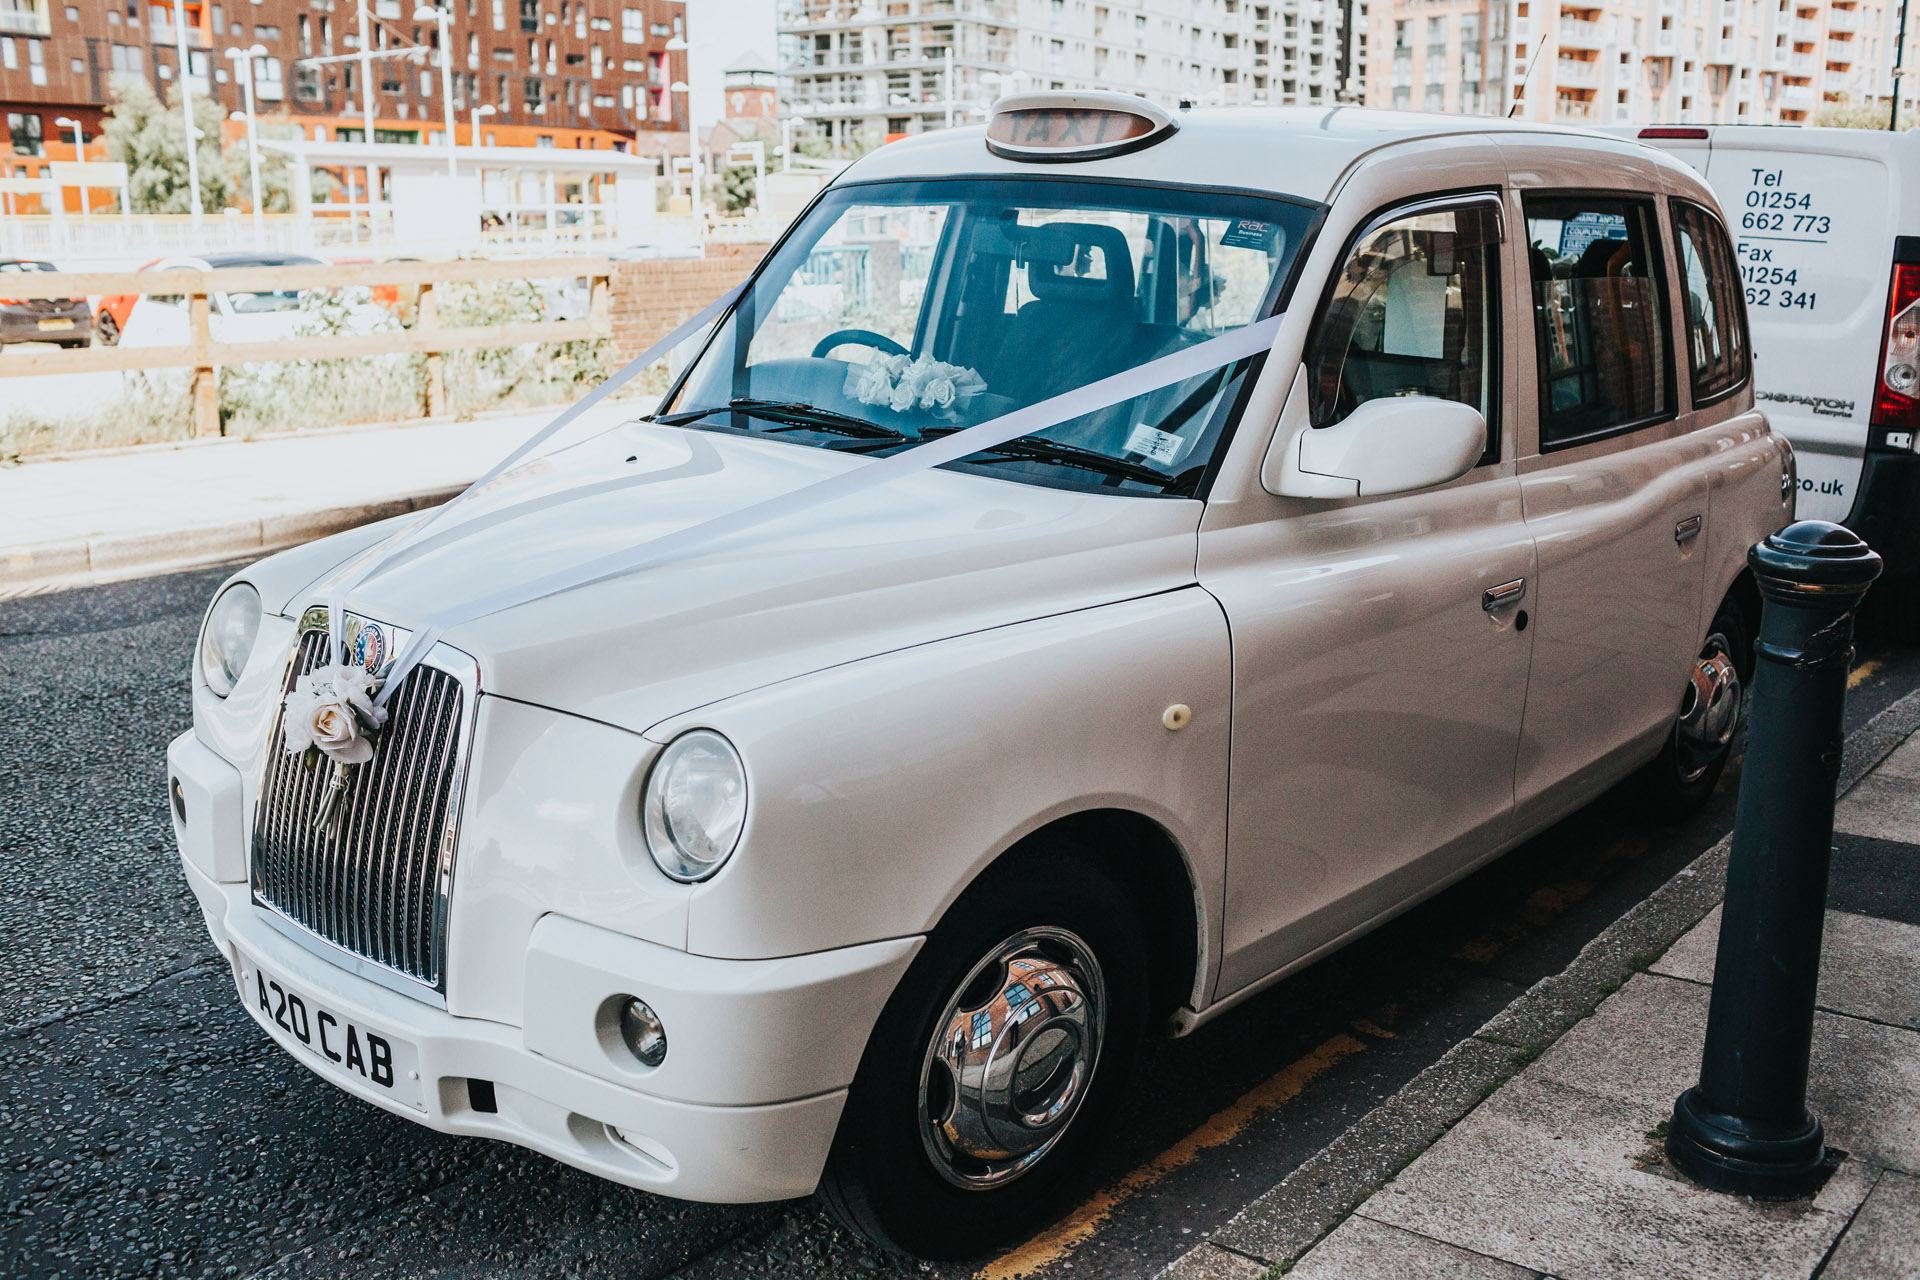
[657,398,906,442]
[925,428,1174,486]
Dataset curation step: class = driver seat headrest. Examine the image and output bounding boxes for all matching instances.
[1021,222,1136,308]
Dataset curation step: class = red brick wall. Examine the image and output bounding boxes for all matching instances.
[608,244,770,361]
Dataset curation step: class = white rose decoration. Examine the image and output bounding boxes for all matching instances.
[281,664,389,765]
[920,373,958,411]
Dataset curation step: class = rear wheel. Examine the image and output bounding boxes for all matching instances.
[818,848,1148,1259]
[96,312,120,346]
[1642,600,1751,819]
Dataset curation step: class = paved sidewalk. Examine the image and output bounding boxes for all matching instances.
[0,398,647,595]
[1163,700,1920,1280]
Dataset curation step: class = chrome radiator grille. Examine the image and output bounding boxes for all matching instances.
[250,623,471,991]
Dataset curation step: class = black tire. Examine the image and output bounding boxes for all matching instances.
[1641,598,1753,820]
[818,845,1149,1259]
[95,313,120,346]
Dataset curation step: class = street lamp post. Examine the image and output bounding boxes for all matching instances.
[665,32,701,249]
[169,0,204,221]
[470,101,496,146]
[414,5,459,177]
[225,44,268,238]
[53,116,88,220]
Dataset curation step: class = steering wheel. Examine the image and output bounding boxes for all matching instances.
[811,329,909,360]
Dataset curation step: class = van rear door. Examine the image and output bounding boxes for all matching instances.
[1640,127,1908,523]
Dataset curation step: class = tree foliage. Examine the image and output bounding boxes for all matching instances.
[721,161,757,213]
[1814,98,1918,130]
[103,74,238,214]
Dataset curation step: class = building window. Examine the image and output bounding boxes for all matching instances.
[27,38,45,86]
[519,0,536,32]
[491,0,503,30]
[8,111,43,156]
[524,74,543,110]
[295,60,323,100]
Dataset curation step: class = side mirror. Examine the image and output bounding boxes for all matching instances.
[1264,381,1487,499]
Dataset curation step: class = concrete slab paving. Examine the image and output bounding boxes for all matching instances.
[1292,1217,1540,1280]
[1360,1071,1873,1280]
[1210,1036,1524,1264]
[1821,1168,1920,1280]
[1656,907,1920,1032]
[1833,774,1920,844]
[1528,973,1920,1174]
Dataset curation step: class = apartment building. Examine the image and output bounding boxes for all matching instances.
[1363,0,1920,127]
[778,0,1345,153]
[2,0,688,166]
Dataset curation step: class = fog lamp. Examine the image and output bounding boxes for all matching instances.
[619,997,668,1067]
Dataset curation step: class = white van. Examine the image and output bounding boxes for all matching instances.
[1626,124,1920,621]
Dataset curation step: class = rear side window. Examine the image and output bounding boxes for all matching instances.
[1670,200,1750,404]
[1524,195,1674,448]
[1307,199,1502,453]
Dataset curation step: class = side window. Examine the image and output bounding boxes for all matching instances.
[1307,200,1502,457]
[1525,195,1673,448]
[1671,200,1750,404]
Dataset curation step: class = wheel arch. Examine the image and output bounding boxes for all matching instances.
[963,806,1205,1029]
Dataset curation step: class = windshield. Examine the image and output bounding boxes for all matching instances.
[663,177,1316,496]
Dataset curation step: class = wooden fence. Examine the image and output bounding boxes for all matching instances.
[0,257,613,438]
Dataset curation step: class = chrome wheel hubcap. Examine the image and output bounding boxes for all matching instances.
[1675,631,1742,784]
[918,926,1106,1190]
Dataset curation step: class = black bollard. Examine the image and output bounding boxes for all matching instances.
[1667,520,1881,1198]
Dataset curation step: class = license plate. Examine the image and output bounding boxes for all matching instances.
[36,318,75,331]
[238,956,424,1109]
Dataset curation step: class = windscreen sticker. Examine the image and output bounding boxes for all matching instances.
[1557,211,1630,259]
[1220,219,1278,251]
[1125,424,1188,466]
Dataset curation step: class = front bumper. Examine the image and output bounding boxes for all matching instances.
[171,731,922,1205]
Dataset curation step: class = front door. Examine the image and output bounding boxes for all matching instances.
[1202,194,1538,998]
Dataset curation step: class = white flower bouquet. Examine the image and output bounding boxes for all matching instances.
[843,354,989,422]
[281,663,389,768]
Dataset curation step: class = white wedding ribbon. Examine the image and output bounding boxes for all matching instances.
[357,308,1284,706]
[323,283,746,673]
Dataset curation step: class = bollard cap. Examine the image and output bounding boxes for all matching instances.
[1749,520,1883,601]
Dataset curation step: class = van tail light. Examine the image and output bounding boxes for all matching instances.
[1871,262,1920,436]
[1640,127,1710,140]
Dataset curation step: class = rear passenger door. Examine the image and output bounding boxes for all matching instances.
[1512,191,1709,828]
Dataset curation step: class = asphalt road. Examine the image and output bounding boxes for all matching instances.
[4,565,1917,1280]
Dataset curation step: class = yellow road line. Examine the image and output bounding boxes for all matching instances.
[975,1032,1368,1280]
[1848,659,1882,691]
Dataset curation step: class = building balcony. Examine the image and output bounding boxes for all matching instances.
[1556,57,1601,86]
[0,3,49,37]
[1790,51,1815,72]
[1558,18,1604,49]
[1781,81,1815,105]
[1829,7,1859,30]
[1652,26,1677,55]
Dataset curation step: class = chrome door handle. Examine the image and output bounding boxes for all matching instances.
[1675,515,1703,545]
[1482,578,1527,611]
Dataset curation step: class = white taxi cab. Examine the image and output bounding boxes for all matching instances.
[168,98,1790,1258]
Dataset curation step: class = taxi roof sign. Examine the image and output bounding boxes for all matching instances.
[986,91,1178,164]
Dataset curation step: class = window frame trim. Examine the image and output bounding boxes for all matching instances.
[1668,196,1753,412]
[1300,185,1509,465]
[1523,189,1680,455]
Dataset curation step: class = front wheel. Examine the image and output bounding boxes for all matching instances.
[1641,600,1751,819]
[817,849,1148,1259]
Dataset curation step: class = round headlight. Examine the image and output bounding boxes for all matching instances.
[641,729,747,882]
[198,582,261,698]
